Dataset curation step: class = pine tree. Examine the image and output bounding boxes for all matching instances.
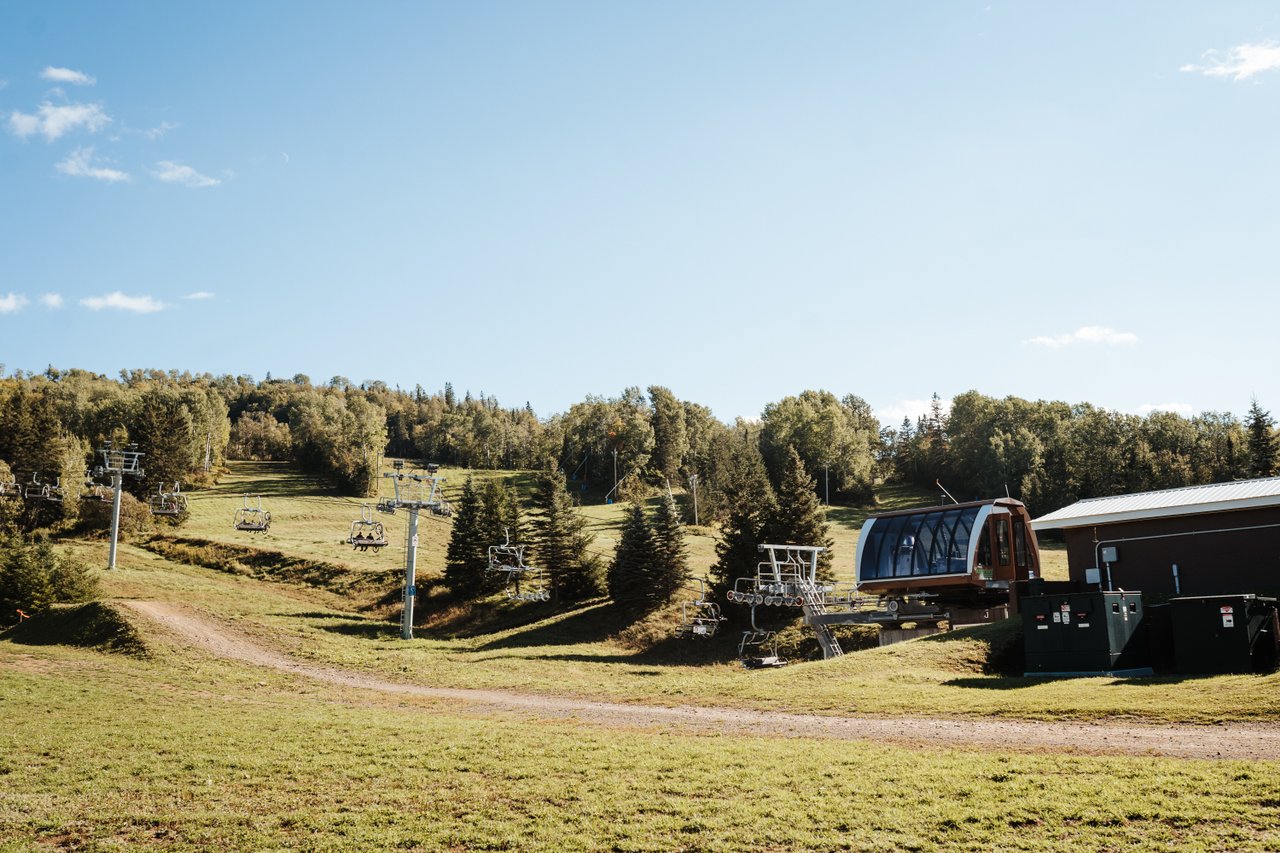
[769,446,835,581]
[650,491,688,603]
[608,503,654,607]
[710,439,776,599]
[1246,397,1278,478]
[531,469,603,602]
[443,476,486,597]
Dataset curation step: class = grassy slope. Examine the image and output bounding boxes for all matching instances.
[5,465,1280,849]
[4,640,1280,851]
[71,464,1273,723]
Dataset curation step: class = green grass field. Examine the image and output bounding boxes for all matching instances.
[3,462,1279,850]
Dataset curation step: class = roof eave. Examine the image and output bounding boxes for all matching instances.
[1031,494,1280,531]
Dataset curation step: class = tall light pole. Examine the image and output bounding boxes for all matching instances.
[688,473,699,526]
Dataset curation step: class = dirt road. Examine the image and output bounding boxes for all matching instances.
[122,600,1280,761]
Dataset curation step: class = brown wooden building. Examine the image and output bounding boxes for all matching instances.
[1031,477,1280,597]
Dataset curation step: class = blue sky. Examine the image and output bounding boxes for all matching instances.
[3,2,1279,425]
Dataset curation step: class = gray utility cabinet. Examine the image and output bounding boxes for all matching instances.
[1169,594,1279,675]
[1022,591,1148,675]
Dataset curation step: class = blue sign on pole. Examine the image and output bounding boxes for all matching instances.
[407,585,416,596]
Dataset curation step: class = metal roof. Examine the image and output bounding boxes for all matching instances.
[1031,476,1280,531]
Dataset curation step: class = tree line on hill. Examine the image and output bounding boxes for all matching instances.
[438,446,834,618]
[0,365,1277,539]
[885,392,1279,512]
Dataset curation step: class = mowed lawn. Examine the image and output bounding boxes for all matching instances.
[5,462,1280,850]
[3,638,1280,852]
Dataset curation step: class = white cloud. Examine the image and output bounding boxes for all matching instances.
[1136,402,1195,416]
[184,291,215,300]
[1022,325,1138,349]
[8,101,110,141]
[1181,41,1280,81]
[875,397,952,427]
[152,160,220,188]
[79,292,164,313]
[0,293,29,314]
[56,147,129,182]
[143,120,179,140]
[40,66,96,86]
[39,293,64,309]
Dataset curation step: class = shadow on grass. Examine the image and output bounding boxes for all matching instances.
[475,602,626,650]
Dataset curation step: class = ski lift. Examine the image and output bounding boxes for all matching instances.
[45,476,66,504]
[431,500,453,518]
[675,579,727,639]
[375,498,397,515]
[233,494,271,533]
[82,471,111,503]
[738,630,786,669]
[486,528,550,602]
[23,473,49,501]
[0,474,21,499]
[149,483,187,517]
[347,504,388,551]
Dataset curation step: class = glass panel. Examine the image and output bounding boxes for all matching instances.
[1014,520,1029,569]
[862,506,989,580]
[996,518,1010,565]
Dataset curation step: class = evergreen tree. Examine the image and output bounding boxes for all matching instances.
[1246,397,1278,478]
[649,490,689,603]
[768,446,835,581]
[607,503,654,607]
[443,477,486,597]
[530,469,603,602]
[710,439,775,599]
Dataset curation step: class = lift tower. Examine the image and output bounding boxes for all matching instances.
[96,442,145,570]
[381,464,445,640]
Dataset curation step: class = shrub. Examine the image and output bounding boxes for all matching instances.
[0,535,98,624]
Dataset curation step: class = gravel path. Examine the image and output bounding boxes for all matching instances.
[122,599,1280,761]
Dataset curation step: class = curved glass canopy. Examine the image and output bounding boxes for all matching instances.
[858,505,985,581]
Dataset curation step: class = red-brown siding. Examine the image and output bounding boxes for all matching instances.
[1063,506,1280,596]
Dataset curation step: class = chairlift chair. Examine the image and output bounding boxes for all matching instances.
[24,474,48,501]
[738,630,786,669]
[0,475,21,499]
[233,494,271,533]
[348,504,388,551]
[149,483,186,517]
[45,477,66,503]
[486,528,551,602]
[675,579,727,639]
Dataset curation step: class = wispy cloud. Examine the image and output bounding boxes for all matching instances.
[56,147,129,182]
[39,293,65,309]
[79,292,164,313]
[0,293,29,314]
[40,66,96,86]
[1022,325,1138,349]
[143,120,179,140]
[875,397,952,427]
[184,291,215,300]
[152,160,220,188]
[8,101,110,141]
[1136,402,1195,416]
[1181,41,1280,81]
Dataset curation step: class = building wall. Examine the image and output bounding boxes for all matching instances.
[1062,506,1280,597]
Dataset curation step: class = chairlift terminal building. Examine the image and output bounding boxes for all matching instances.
[1031,477,1280,596]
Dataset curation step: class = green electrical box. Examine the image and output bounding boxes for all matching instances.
[1169,595,1279,675]
[1022,591,1150,676]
